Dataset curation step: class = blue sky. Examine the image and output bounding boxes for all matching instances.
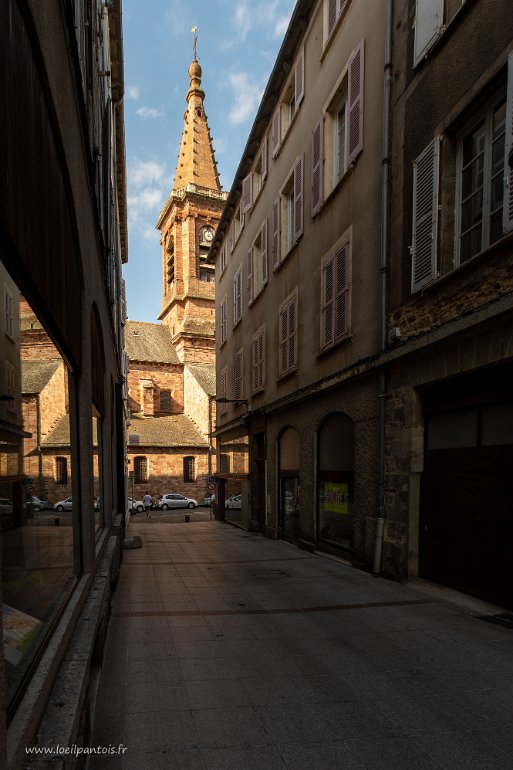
[122,0,295,322]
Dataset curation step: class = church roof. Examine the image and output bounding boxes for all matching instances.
[21,360,61,394]
[125,321,180,365]
[42,414,75,448]
[187,363,216,396]
[127,415,208,448]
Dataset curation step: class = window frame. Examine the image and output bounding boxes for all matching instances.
[56,456,68,485]
[183,456,195,483]
[134,455,148,484]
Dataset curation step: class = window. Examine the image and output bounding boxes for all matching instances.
[252,326,265,393]
[56,456,68,484]
[159,390,172,413]
[220,295,227,345]
[245,135,268,206]
[324,0,349,44]
[165,236,175,289]
[279,290,298,377]
[233,349,243,401]
[456,89,507,264]
[411,138,440,292]
[321,238,350,351]
[220,242,227,274]
[414,0,444,66]
[219,366,228,415]
[134,455,148,484]
[271,47,305,158]
[199,266,214,282]
[219,453,230,472]
[247,219,268,304]
[183,456,195,482]
[4,287,14,339]
[233,266,242,326]
[279,156,304,261]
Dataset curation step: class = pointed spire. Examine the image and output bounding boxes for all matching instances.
[172,33,221,193]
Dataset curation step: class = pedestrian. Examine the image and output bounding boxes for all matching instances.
[142,491,152,518]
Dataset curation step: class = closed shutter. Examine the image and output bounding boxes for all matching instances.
[220,297,227,343]
[260,219,268,286]
[327,0,337,38]
[503,52,513,234]
[233,350,243,400]
[321,254,335,349]
[261,134,268,181]
[220,243,227,272]
[293,154,304,241]
[241,173,253,214]
[271,105,281,158]
[295,45,305,108]
[347,40,364,165]
[252,328,265,392]
[239,201,245,232]
[272,198,281,270]
[411,138,439,292]
[287,296,297,370]
[279,305,289,374]
[247,249,253,305]
[334,241,349,340]
[220,367,228,414]
[233,269,242,324]
[414,0,444,66]
[312,116,324,216]
[229,219,235,252]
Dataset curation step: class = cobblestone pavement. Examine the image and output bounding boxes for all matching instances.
[89,520,513,769]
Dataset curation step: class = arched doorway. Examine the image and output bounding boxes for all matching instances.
[317,413,354,552]
[278,427,300,542]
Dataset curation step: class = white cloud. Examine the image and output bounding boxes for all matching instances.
[234,1,251,42]
[127,158,169,234]
[136,106,165,119]
[126,85,140,100]
[142,225,161,242]
[274,13,291,37]
[228,72,264,126]
[128,159,166,188]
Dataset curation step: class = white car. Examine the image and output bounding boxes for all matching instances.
[54,497,73,511]
[225,494,242,509]
[29,495,50,511]
[128,497,144,513]
[202,493,215,506]
[158,493,198,510]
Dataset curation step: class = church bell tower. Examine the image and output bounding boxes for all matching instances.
[156,39,227,363]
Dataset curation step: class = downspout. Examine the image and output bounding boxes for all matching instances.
[373,0,393,574]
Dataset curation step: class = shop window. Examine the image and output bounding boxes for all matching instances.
[134,456,148,484]
[56,456,68,484]
[278,427,300,543]
[317,413,354,550]
[183,456,195,483]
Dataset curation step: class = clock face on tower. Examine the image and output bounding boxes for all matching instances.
[199,225,214,245]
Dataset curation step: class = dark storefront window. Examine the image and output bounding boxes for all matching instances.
[278,427,300,542]
[317,413,354,551]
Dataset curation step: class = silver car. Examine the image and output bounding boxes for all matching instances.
[54,497,73,511]
[158,493,198,510]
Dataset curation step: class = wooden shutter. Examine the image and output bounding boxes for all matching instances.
[287,296,297,370]
[411,138,439,292]
[295,45,305,108]
[279,304,289,374]
[229,219,235,252]
[233,269,242,323]
[293,154,304,241]
[272,198,281,270]
[241,173,253,214]
[220,297,227,342]
[271,105,281,158]
[261,134,268,181]
[503,52,513,234]
[327,0,337,38]
[220,367,228,414]
[220,243,227,272]
[321,254,335,349]
[348,41,364,165]
[252,328,265,393]
[239,201,245,232]
[260,219,268,286]
[414,0,444,66]
[311,116,324,216]
[334,241,349,340]
[247,249,253,305]
[233,350,243,400]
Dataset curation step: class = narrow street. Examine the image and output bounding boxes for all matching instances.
[90,520,513,769]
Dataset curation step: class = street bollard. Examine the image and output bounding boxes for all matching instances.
[184,513,190,522]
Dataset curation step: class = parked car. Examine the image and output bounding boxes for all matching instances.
[54,497,73,511]
[0,498,13,515]
[225,494,242,509]
[128,497,144,513]
[28,495,50,511]
[157,493,198,510]
[202,493,215,506]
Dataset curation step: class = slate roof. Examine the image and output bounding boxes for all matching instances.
[43,415,98,448]
[21,360,61,394]
[125,321,180,365]
[127,415,208,448]
[187,363,216,396]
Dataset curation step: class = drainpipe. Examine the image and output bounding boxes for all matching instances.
[374,0,393,575]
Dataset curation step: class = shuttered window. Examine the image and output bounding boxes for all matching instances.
[279,291,298,376]
[183,456,195,483]
[247,248,253,305]
[347,41,364,166]
[503,53,513,234]
[411,138,439,292]
[326,0,349,42]
[272,198,281,271]
[220,296,227,344]
[241,173,253,215]
[271,105,281,158]
[261,133,268,181]
[220,243,227,273]
[233,267,242,325]
[260,218,268,287]
[233,349,243,401]
[295,45,305,108]
[219,367,228,414]
[321,241,349,350]
[56,457,68,485]
[252,326,265,393]
[414,0,444,66]
[229,219,235,252]
[293,154,304,241]
[312,117,324,216]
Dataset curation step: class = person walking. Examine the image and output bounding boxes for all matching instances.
[142,491,152,518]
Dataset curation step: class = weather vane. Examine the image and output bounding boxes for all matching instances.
[191,25,198,59]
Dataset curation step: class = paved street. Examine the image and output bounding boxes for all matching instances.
[90,520,513,769]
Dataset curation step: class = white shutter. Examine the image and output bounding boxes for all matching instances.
[411,138,439,292]
[239,201,245,232]
[327,0,337,38]
[247,248,253,305]
[261,134,268,181]
[271,105,281,158]
[279,305,289,374]
[233,269,242,324]
[220,243,227,272]
[321,254,335,349]
[311,116,324,216]
[260,219,268,286]
[293,154,304,241]
[414,0,444,66]
[334,241,349,340]
[241,173,253,214]
[347,40,364,165]
[287,296,297,370]
[229,219,235,252]
[272,198,281,270]
[220,297,227,343]
[295,46,305,108]
[503,52,513,234]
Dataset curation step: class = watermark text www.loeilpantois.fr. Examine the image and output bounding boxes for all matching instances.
[26,743,128,757]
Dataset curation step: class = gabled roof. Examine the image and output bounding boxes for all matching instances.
[127,415,208,448]
[187,363,216,396]
[125,321,180,365]
[21,360,61,394]
[42,414,72,448]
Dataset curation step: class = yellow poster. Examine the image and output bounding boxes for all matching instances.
[323,482,349,514]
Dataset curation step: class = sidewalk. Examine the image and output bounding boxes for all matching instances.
[90,520,513,769]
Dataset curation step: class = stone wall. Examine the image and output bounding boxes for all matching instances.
[127,363,184,415]
[127,447,210,503]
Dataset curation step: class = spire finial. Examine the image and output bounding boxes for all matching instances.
[191,25,198,59]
